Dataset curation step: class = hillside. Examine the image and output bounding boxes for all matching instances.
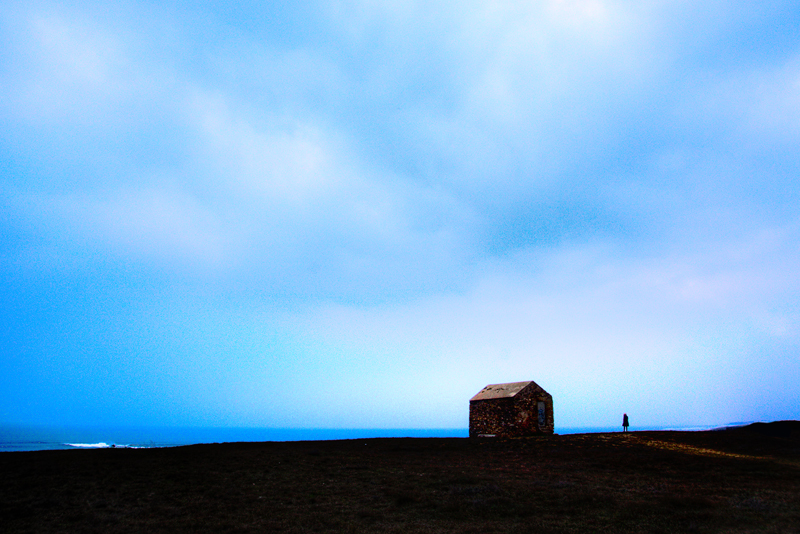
[2,422,799,533]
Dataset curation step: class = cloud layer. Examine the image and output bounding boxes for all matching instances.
[2,0,799,428]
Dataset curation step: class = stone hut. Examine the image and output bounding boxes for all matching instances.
[469,380,554,437]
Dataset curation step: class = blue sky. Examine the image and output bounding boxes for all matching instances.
[2,0,799,430]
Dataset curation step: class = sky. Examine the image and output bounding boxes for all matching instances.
[2,0,799,430]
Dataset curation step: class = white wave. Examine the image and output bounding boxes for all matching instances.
[65,442,111,448]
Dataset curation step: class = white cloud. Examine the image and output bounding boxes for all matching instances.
[743,56,800,143]
[278,221,800,425]
[6,12,136,120]
[91,187,230,267]
[333,0,668,203]
[9,186,230,271]
[187,91,346,205]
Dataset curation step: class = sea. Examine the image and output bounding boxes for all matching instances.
[0,424,733,452]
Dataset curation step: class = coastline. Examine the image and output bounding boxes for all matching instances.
[1,423,743,452]
[0,426,470,452]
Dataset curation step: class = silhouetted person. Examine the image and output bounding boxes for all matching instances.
[623,413,629,433]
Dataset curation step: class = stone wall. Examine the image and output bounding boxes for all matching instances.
[469,397,516,437]
[514,387,554,435]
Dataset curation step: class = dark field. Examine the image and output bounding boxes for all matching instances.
[2,422,799,533]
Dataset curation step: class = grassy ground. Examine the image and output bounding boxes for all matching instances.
[1,422,799,533]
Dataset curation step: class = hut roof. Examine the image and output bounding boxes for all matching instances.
[470,381,539,401]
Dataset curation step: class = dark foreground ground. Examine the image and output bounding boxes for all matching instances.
[2,422,799,533]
